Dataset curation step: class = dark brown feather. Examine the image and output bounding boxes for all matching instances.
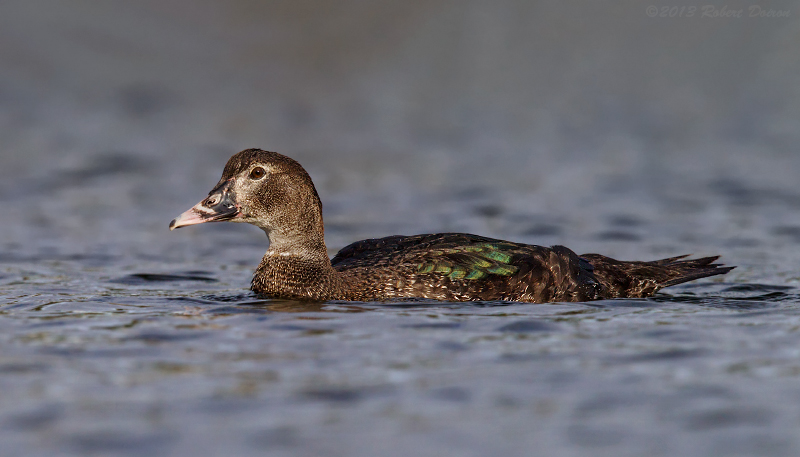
[329,234,732,302]
[579,253,734,298]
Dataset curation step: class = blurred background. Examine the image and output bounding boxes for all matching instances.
[1,0,799,271]
[4,3,800,456]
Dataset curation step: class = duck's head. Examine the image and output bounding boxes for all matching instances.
[170,149,324,247]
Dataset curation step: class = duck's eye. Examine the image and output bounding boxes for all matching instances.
[249,167,266,180]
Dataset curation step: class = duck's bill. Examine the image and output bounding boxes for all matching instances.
[169,184,240,230]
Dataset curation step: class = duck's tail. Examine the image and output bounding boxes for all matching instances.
[579,253,735,299]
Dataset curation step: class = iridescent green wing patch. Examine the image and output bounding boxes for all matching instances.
[416,242,520,280]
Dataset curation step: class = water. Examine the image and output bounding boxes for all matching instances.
[4,172,800,456]
[3,1,800,456]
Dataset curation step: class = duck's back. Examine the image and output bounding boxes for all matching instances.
[330,233,603,302]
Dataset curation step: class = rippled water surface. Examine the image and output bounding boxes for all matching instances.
[4,1,800,456]
[4,182,800,457]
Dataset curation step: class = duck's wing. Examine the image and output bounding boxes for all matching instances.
[331,233,602,302]
[331,234,733,302]
[330,234,416,267]
[331,233,520,274]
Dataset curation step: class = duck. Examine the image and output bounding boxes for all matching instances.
[170,149,734,303]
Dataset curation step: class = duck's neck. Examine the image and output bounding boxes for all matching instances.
[252,228,345,300]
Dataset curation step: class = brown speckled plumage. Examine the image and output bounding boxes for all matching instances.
[171,149,734,303]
